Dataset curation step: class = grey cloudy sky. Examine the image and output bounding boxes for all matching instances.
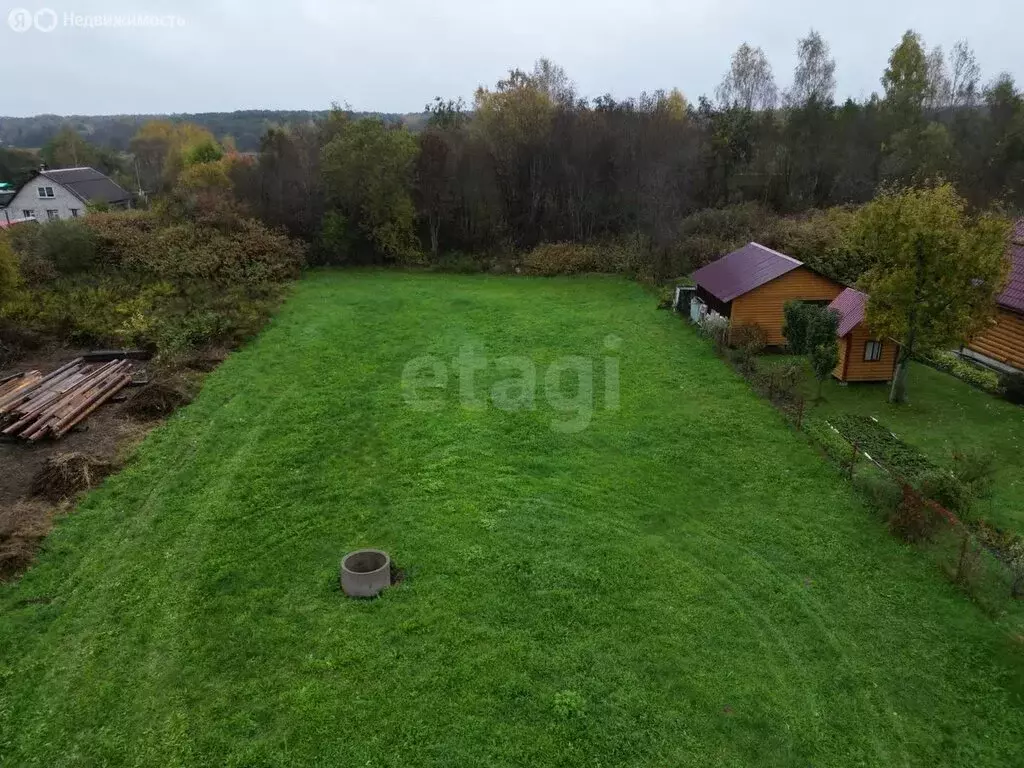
[2,0,1020,116]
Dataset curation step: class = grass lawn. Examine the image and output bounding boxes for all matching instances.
[779,358,1024,533]
[2,271,1023,766]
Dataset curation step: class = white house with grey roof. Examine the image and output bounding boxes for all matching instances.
[3,167,130,223]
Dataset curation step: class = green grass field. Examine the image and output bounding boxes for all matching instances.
[778,358,1024,532]
[2,271,1023,766]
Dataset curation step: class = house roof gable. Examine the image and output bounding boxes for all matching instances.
[828,287,868,338]
[690,242,803,303]
[39,167,130,205]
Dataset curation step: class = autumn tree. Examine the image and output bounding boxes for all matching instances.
[948,41,981,108]
[41,126,97,169]
[787,30,836,107]
[129,120,218,193]
[856,183,1011,403]
[882,31,932,122]
[41,126,124,177]
[321,118,420,261]
[716,43,778,111]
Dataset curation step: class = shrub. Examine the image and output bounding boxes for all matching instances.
[888,485,942,543]
[951,449,996,500]
[732,323,767,355]
[522,243,605,276]
[782,301,813,354]
[4,209,303,360]
[920,350,1002,394]
[917,468,973,518]
[761,207,864,284]
[697,311,730,351]
[763,361,803,402]
[6,220,98,281]
[1001,372,1024,405]
[85,212,304,287]
[853,464,903,519]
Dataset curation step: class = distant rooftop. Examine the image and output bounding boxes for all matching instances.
[39,167,130,205]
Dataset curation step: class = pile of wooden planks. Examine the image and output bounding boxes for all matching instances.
[0,358,133,441]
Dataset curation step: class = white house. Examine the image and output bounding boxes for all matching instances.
[3,167,130,223]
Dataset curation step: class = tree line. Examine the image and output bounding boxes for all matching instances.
[3,27,1022,278]
[225,28,1024,271]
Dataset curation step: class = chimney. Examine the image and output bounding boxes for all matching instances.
[39,162,47,172]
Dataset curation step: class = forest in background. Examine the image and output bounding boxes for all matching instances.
[1,27,1023,286]
[0,110,417,153]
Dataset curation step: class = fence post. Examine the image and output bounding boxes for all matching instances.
[955,529,970,585]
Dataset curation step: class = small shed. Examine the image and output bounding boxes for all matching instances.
[828,288,899,383]
[690,242,844,346]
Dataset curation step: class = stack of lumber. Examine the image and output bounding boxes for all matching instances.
[0,358,133,441]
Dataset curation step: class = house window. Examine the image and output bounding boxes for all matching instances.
[70,208,79,218]
[22,209,34,218]
[37,187,46,198]
[864,340,883,362]
[37,186,54,198]
[46,209,59,221]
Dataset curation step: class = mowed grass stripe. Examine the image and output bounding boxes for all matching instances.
[1,271,1022,767]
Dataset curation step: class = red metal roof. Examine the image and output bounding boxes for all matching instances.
[690,242,803,303]
[1000,222,1024,314]
[828,287,868,338]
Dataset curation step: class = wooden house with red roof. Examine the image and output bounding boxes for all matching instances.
[690,242,844,346]
[964,220,1024,372]
[827,288,899,383]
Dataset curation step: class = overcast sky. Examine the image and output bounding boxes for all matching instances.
[2,0,1021,116]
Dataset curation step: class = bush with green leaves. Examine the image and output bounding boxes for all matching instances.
[951,449,996,500]
[732,323,767,355]
[917,468,974,519]
[919,349,1002,394]
[782,301,813,354]
[522,243,604,276]
[3,209,305,361]
[783,302,839,396]
[6,219,99,280]
[853,464,904,520]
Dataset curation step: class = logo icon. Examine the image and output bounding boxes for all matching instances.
[33,8,57,32]
[7,8,33,32]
